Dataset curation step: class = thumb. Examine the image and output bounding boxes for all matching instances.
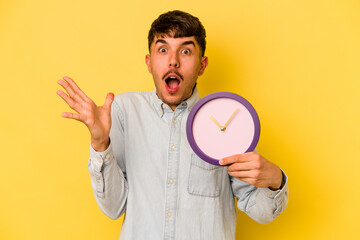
[103,93,114,109]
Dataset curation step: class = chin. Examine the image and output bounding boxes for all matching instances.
[157,87,187,106]
[163,97,182,106]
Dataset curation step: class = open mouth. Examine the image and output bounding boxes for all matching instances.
[165,75,181,93]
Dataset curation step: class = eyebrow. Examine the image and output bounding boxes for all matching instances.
[155,39,196,47]
[181,41,195,47]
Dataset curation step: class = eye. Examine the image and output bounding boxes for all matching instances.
[182,49,191,55]
[159,47,167,53]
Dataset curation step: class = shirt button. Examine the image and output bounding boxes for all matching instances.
[169,179,174,184]
[97,157,102,163]
[167,212,172,217]
[171,145,176,151]
[162,104,166,109]
[105,154,110,159]
[173,119,177,124]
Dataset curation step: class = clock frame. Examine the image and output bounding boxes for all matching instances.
[186,92,261,166]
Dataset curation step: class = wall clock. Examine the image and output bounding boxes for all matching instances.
[186,92,260,166]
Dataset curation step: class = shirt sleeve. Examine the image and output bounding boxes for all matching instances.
[230,170,289,224]
[88,98,128,220]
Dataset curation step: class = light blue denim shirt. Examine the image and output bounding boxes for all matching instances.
[88,88,289,240]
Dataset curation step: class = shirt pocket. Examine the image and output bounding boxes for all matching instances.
[188,153,225,197]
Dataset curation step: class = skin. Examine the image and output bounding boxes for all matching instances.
[57,35,283,191]
[57,76,113,151]
[145,36,208,110]
[220,153,282,190]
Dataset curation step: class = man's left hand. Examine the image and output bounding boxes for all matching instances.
[220,152,283,191]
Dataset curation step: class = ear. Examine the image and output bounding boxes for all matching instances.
[145,54,152,74]
[198,56,208,76]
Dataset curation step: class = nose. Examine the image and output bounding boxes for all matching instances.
[169,52,180,68]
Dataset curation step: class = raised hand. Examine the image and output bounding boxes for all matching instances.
[57,76,114,152]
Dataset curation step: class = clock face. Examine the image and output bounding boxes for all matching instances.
[186,92,260,166]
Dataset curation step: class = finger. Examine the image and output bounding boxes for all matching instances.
[228,170,253,179]
[57,78,84,103]
[63,76,88,100]
[56,90,81,112]
[227,162,253,172]
[220,152,254,165]
[61,112,83,122]
[103,93,114,109]
[58,79,75,96]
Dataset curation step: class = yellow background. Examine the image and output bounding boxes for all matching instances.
[1,0,359,239]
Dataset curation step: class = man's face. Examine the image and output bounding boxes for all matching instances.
[146,35,208,110]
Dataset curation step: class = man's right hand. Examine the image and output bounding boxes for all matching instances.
[57,76,114,152]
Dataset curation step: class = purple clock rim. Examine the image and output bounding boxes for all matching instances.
[186,92,261,166]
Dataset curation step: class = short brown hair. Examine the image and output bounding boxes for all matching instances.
[148,10,206,57]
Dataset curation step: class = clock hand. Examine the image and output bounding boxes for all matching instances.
[209,115,225,131]
[223,108,239,129]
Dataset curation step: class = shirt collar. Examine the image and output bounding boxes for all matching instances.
[151,87,200,118]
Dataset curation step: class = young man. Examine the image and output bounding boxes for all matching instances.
[57,10,288,240]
